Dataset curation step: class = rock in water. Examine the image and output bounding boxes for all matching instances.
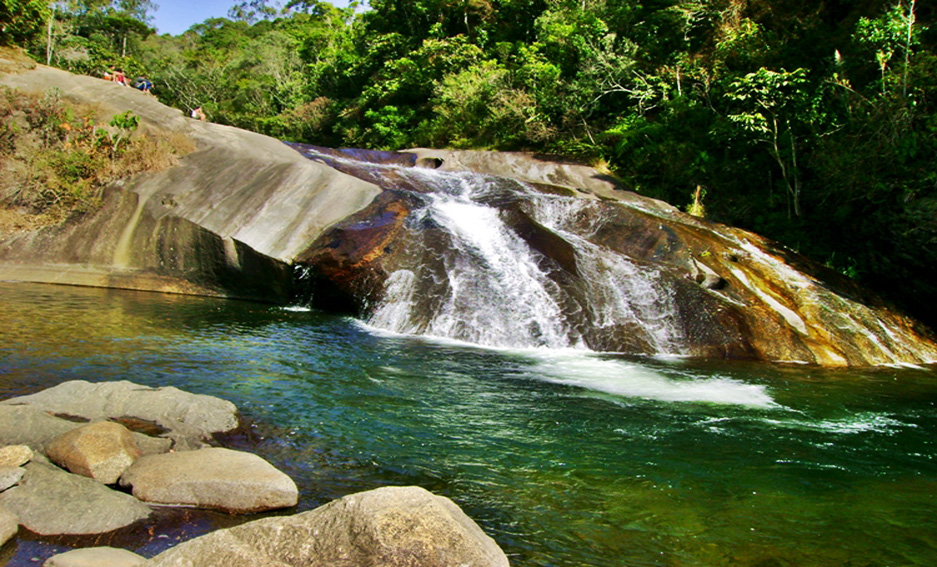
[0,461,151,535]
[0,380,240,448]
[142,486,509,567]
[120,447,298,513]
[46,421,141,484]
[43,547,145,567]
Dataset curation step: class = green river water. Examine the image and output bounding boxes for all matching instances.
[1,282,936,566]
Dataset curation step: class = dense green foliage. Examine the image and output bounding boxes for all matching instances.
[9,0,937,329]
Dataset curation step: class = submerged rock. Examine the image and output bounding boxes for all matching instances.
[43,547,145,567]
[142,486,509,567]
[46,421,141,484]
[120,447,298,513]
[0,460,151,535]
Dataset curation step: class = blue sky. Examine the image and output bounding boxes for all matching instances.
[150,0,352,36]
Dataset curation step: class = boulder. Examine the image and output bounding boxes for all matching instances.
[120,447,298,513]
[0,504,17,546]
[142,486,509,567]
[0,461,151,535]
[43,547,145,567]
[0,445,32,467]
[46,421,141,484]
[0,380,239,448]
[0,406,82,451]
[0,406,171,457]
[0,467,25,491]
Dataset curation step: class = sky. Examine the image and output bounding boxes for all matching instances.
[149,0,352,36]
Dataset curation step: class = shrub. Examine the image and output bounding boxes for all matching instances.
[0,87,193,229]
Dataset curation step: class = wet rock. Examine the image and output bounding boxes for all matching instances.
[120,447,298,513]
[0,461,151,535]
[0,445,32,468]
[142,486,509,567]
[0,504,17,546]
[0,380,240,448]
[0,467,25,491]
[43,547,145,567]
[46,421,141,484]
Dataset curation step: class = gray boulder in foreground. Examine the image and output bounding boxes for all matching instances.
[46,421,141,484]
[0,380,239,448]
[0,504,17,547]
[120,447,298,513]
[143,485,509,567]
[0,466,25,491]
[0,461,151,535]
[43,547,145,567]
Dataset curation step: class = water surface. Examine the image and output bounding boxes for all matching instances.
[1,282,936,566]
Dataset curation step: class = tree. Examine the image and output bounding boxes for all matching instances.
[1,0,52,46]
[725,67,815,217]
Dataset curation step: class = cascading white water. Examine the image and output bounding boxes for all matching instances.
[297,146,686,355]
[528,197,685,354]
[369,170,576,349]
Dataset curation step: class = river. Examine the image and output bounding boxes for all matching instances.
[1,281,936,566]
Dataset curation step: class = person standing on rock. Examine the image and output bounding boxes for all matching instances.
[191,106,206,121]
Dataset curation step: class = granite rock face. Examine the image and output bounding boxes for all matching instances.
[295,146,937,367]
[1,66,935,366]
[120,447,299,513]
[0,64,380,303]
[142,486,509,567]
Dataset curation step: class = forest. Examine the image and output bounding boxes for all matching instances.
[2,0,936,330]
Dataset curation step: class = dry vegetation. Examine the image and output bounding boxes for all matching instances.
[0,85,194,236]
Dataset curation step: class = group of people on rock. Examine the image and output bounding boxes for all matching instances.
[102,66,152,94]
[101,66,208,122]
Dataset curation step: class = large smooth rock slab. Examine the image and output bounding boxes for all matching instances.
[43,547,145,567]
[142,486,509,567]
[0,406,82,451]
[0,445,32,468]
[46,421,140,484]
[0,65,381,304]
[0,405,171,457]
[0,504,17,546]
[0,467,25,491]
[0,461,151,535]
[120,447,298,513]
[0,380,239,448]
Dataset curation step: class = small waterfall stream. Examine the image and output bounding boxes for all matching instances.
[294,146,685,355]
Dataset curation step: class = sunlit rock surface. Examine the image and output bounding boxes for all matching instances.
[0,66,934,366]
[295,147,937,367]
[0,65,380,303]
[141,486,509,567]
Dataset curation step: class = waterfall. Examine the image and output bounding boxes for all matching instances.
[294,146,685,355]
[369,170,575,349]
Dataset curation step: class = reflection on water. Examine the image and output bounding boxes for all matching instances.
[1,282,937,566]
